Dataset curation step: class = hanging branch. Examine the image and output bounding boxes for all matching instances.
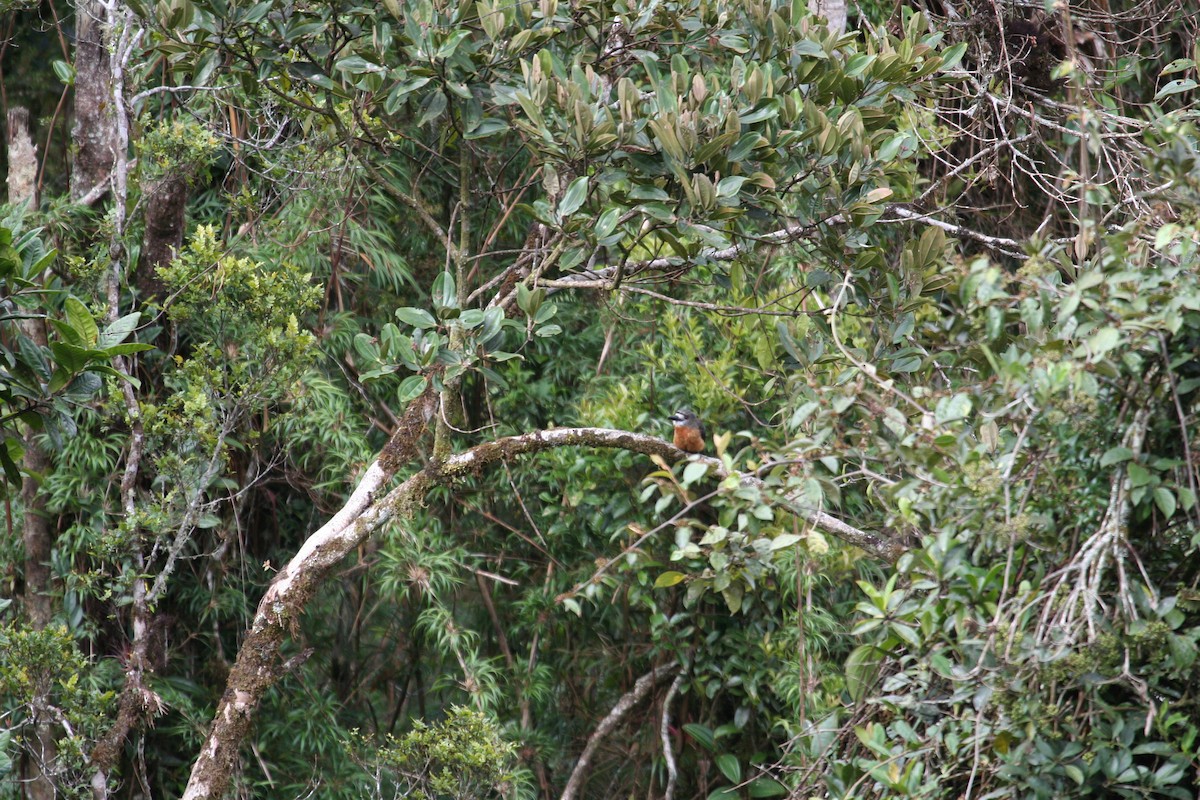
[558,665,680,800]
[660,670,686,800]
[182,409,898,798]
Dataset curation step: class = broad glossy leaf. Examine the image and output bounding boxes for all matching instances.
[397,375,428,404]
[558,176,589,217]
[396,307,438,329]
[98,312,141,349]
[715,754,741,784]
[654,571,686,588]
[432,271,457,312]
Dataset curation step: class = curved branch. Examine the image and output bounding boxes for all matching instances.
[559,665,679,800]
[182,422,897,799]
[538,220,822,292]
[540,199,1026,298]
[660,670,685,800]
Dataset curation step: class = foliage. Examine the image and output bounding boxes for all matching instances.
[0,622,114,794]
[348,706,521,800]
[0,218,150,489]
[4,0,1200,797]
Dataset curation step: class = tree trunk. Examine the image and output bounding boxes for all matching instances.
[71,0,117,202]
[18,429,55,800]
[810,0,847,34]
[6,107,38,207]
[10,103,58,800]
[137,173,189,298]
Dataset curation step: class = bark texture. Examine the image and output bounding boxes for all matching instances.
[810,0,847,34]
[71,0,117,202]
[559,665,678,800]
[6,107,38,206]
[137,173,188,298]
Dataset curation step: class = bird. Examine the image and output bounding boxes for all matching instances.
[668,409,706,453]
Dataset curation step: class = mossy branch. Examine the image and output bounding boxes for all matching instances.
[183,422,897,799]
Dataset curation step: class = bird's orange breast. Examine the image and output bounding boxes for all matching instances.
[673,425,706,453]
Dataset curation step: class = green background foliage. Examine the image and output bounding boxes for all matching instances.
[2,0,1200,797]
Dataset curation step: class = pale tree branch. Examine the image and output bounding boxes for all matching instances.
[539,202,1026,300]
[538,220,822,293]
[559,665,680,800]
[660,670,685,800]
[1036,403,1154,646]
[182,417,899,799]
[881,206,1025,253]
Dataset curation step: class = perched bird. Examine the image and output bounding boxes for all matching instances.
[668,409,706,454]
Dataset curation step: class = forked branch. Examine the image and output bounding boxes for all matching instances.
[183,420,897,799]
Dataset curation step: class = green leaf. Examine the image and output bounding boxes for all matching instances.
[1127,463,1153,487]
[432,271,458,312]
[1155,79,1197,100]
[1153,486,1177,518]
[1178,487,1196,511]
[101,342,155,357]
[49,341,90,374]
[1064,764,1085,785]
[457,309,485,329]
[715,753,741,784]
[706,788,739,800]
[558,176,589,217]
[1160,58,1195,76]
[62,372,102,402]
[289,62,335,91]
[681,461,709,484]
[417,90,448,127]
[939,42,967,70]
[0,437,23,486]
[65,297,99,348]
[396,307,438,329]
[595,206,621,239]
[769,533,801,551]
[890,622,921,648]
[334,55,378,75]
[934,393,971,423]
[435,29,471,59]
[516,282,544,316]
[464,118,509,139]
[97,311,141,349]
[1084,326,1120,359]
[85,365,139,387]
[1100,446,1134,466]
[397,375,428,405]
[654,571,686,588]
[715,176,747,197]
[845,644,884,702]
[683,723,716,752]
[52,58,75,86]
[747,778,788,798]
[722,582,743,613]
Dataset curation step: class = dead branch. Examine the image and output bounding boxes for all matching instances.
[559,665,679,800]
[1036,404,1154,645]
[660,670,685,800]
[181,421,898,799]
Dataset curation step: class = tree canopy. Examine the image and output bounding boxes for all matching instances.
[2,0,1200,798]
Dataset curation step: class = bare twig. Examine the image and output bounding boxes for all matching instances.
[660,670,685,800]
[559,665,679,800]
